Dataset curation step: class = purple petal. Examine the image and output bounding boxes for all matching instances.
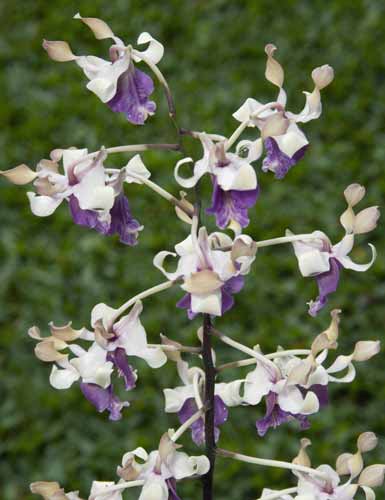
[262,137,308,179]
[221,276,245,315]
[309,384,329,408]
[214,395,228,426]
[107,348,136,390]
[107,65,156,125]
[105,193,142,246]
[309,258,341,317]
[176,293,197,320]
[166,479,181,500]
[79,383,129,421]
[69,195,108,232]
[206,178,259,229]
[256,392,310,436]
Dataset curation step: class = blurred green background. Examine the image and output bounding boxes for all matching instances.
[1,0,384,498]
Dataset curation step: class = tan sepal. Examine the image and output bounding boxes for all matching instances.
[344,184,366,207]
[340,206,356,234]
[357,432,378,453]
[231,238,257,262]
[311,65,334,89]
[353,207,380,234]
[0,164,37,185]
[160,334,182,362]
[30,481,65,499]
[287,358,314,385]
[35,340,67,362]
[182,270,223,294]
[348,451,364,479]
[311,333,333,357]
[323,309,341,344]
[28,326,44,340]
[42,40,77,62]
[292,438,312,467]
[175,191,194,224]
[336,453,354,475]
[49,322,82,342]
[359,465,385,488]
[73,13,115,40]
[261,113,289,139]
[264,43,284,88]
[158,432,181,464]
[353,341,381,362]
[93,319,113,349]
[117,457,141,481]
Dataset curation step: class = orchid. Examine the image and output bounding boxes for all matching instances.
[43,13,164,124]
[154,216,257,318]
[288,184,379,316]
[233,44,334,179]
[164,356,243,445]
[2,11,380,500]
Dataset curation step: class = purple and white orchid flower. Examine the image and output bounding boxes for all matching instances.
[174,133,260,230]
[164,357,243,445]
[1,149,152,245]
[28,300,166,420]
[233,44,334,179]
[243,310,380,436]
[43,13,164,124]
[288,184,379,316]
[90,433,210,500]
[154,217,257,318]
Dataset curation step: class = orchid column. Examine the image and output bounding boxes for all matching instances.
[1,12,383,500]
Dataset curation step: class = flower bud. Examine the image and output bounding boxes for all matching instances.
[359,465,385,488]
[312,65,334,89]
[42,40,77,62]
[293,438,312,467]
[265,43,284,88]
[353,341,380,362]
[344,184,366,207]
[357,432,378,453]
[353,206,380,234]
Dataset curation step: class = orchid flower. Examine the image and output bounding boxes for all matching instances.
[274,433,385,500]
[243,310,380,435]
[43,13,164,125]
[175,132,260,230]
[28,301,166,420]
[163,356,243,445]
[288,184,379,316]
[233,44,334,179]
[154,217,257,318]
[0,150,152,245]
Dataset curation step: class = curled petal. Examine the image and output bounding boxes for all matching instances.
[215,380,243,407]
[153,251,179,281]
[361,485,376,500]
[232,97,262,124]
[134,32,164,65]
[73,13,115,40]
[27,192,63,217]
[174,157,207,188]
[35,340,67,362]
[0,164,37,185]
[327,363,356,383]
[50,363,79,389]
[49,322,83,342]
[338,244,377,272]
[42,39,77,62]
[236,138,263,163]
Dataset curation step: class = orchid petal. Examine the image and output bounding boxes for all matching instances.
[0,164,37,185]
[134,32,164,65]
[27,192,63,217]
[73,13,116,40]
[174,157,208,188]
[125,154,151,183]
[338,244,377,272]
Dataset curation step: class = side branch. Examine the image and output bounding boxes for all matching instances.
[202,314,216,500]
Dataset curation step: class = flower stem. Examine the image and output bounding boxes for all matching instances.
[171,407,206,443]
[254,233,321,248]
[147,343,202,354]
[202,314,216,500]
[216,448,327,479]
[216,349,311,372]
[89,480,145,499]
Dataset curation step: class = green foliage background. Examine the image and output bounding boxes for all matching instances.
[1,1,384,498]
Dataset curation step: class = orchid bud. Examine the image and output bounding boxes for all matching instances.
[344,183,366,207]
[353,341,381,362]
[336,453,354,475]
[293,438,312,467]
[312,65,334,89]
[0,164,37,185]
[359,465,385,488]
[353,206,380,234]
[357,432,378,453]
[73,13,115,40]
[265,43,284,88]
[42,40,77,62]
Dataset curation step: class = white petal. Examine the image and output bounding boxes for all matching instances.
[300,391,320,415]
[91,303,118,329]
[168,451,210,480]
[125,154,151,184]
[27,192,63,217]
[140,347,167,368]
[297,249,331,277]
[139,476,168,500]
[232,98,263,124]
[153,251,179,281]
[174,156,208,188]
[215,380,243,407]
[273,123,309,157]
[49,364,79,389]
[62,148,89,174]
[328,363,356,383]
[338,244,377,272]
[243,365,272,405]
[90,481,123,500]
[326,354,352,374]
[135,32,164,65]
[214,155,257,191]
[277,384,306,413]
[163,385,195,412]
[236,138,263,163]
[332,234,355,259]
[190,291,222,316]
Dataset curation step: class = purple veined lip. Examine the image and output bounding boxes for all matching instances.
[206,177,259,229]
[262,137,308,179]
[107,348,136,391]
[308,258,341,316]
[79,382,129,421]
[107,64,156,125]
[69,193,142,246]
[177,396,228,445]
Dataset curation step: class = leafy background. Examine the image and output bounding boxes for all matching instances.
[0,0,384,498]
